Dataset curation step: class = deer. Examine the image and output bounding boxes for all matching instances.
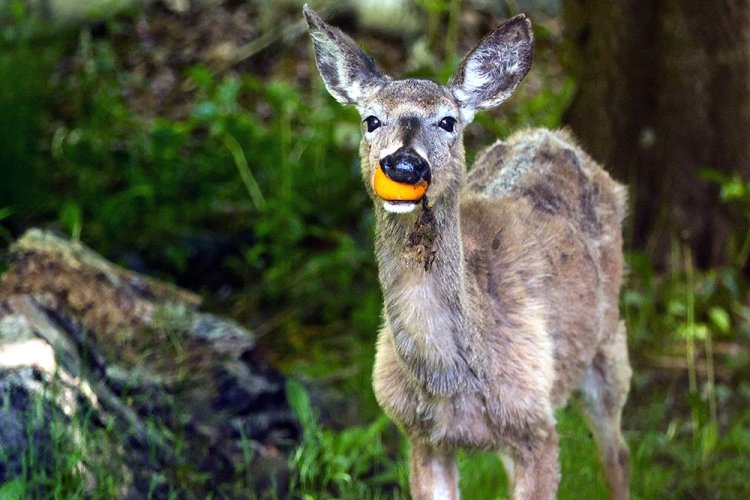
[304,5,631,499]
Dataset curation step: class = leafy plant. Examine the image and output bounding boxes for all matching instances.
[286,380,404,498]
[622,245,750,498]
[701,170,750,268]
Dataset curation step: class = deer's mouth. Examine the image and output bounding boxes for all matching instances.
[382,200,419,213]
[372,166,428,213]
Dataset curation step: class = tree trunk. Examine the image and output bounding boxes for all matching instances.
[562,0,750,268]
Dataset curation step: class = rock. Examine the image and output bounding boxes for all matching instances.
[0,229,298,497]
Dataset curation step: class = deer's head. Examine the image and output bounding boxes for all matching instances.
[304,5,533,214]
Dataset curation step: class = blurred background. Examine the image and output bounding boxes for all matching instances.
[1,0,749,498]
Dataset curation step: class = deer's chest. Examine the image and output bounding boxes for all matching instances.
[413,390,500,448]
[373,331,500,449]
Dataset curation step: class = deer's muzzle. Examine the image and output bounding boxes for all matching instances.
[371,148,431,211]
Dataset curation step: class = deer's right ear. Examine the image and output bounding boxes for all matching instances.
[304,5,388,106]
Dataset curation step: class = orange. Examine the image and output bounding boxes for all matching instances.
[372,167,428,201]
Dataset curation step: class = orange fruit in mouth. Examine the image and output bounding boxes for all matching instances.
[372,167,428,202]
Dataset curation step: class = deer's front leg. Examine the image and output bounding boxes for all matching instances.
[510,426,561,500]
[409,441,459,500]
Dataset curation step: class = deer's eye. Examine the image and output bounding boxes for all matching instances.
[438,117,457,132]
[364,115,381,132]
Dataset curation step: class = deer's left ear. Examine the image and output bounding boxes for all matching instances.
[304,5,388,106]
[450,14,533,122]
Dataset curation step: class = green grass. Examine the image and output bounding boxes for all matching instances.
[282,382,715,500]
[0,373,126,499]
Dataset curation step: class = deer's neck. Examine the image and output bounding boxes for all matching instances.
[374,196,481,396]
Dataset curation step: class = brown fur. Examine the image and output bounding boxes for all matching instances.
[305,6,631,499]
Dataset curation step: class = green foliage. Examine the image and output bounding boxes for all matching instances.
[414,0,462,64]
[286,380,405,498]
[702,169,750,268]
[5,24,379,334]
[623,246,750,498]
[47,38,254,268]
[0,1,62,243]
[0,478,24,499]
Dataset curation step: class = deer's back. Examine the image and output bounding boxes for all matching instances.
[463,128,627,404]
[467,128,626,225]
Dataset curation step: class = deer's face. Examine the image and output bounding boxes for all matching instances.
[304,5,533,214]
[357,80,463,213]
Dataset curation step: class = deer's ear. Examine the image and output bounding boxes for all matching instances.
[450,14,533,121]
[304,5,388,105]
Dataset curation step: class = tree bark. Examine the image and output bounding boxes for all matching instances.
[563,0,750,267]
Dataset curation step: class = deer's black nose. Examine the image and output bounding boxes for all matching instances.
[380,148,431,185]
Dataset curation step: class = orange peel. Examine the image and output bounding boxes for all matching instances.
[372,167,428,202]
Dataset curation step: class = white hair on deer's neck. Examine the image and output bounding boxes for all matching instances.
[384,201,418,214]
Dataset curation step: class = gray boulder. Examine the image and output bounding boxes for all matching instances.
[0,229,298,498]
